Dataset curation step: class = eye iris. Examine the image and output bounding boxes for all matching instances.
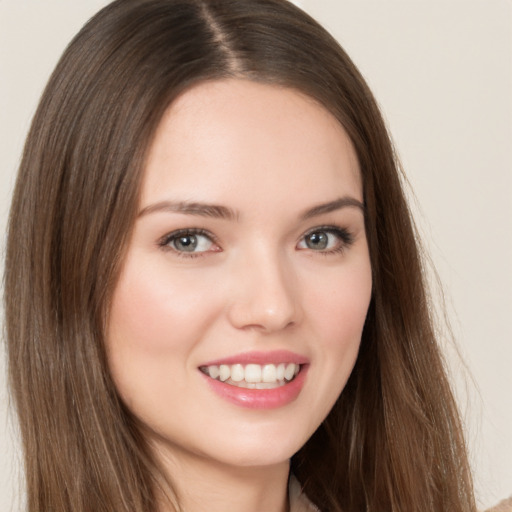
[174,235,197,252]
[306,232,328,250]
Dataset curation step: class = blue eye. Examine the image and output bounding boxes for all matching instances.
[297,227,353,253]
[160,229,216,254]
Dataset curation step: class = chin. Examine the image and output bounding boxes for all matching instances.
[147,416,313,472]
[202,421,315,468]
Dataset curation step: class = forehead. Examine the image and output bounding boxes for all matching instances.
[142,79,362,210]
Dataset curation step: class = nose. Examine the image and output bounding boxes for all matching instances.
[226,249,302,333]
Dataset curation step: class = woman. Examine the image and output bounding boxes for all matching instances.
[4,0,477,511]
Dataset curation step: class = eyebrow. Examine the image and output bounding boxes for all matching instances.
[138,200,238,220]
[300,197,364,220]
[137,196,364,221]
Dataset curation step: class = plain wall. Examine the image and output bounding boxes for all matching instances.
[1,1,511,510]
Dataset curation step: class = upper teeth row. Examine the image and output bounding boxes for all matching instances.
[201,363,300,383]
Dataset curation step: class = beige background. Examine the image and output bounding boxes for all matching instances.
[1,1,511,510]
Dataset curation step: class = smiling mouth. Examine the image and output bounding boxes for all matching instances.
[199,363,301,389]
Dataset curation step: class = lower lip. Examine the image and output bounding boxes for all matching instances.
[201,366,308,409]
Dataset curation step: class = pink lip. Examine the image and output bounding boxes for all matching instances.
[199,350,309,367]
[199,367,309,411]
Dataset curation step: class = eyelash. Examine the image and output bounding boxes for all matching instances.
[299,225,355,255]
[158,228,219,258]
[158,225,354,258]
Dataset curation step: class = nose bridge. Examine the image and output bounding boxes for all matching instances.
[227,242,301,332]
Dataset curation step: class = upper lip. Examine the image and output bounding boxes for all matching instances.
[199,350,309,367]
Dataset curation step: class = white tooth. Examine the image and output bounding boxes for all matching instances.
[208,365,220,379]
[294,365,300,376]
[231,364,244,382]
[277,363,285,381]
[219,365,230,381]
[262,364,277,383]
[284,363,296,381]
[245,364,262,383]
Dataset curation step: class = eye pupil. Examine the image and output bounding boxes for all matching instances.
[174,235,197,252]
[306,232,328,250]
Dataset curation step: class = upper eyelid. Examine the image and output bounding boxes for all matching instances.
[160,228,217,242]
[157,224,354,251]
[299,224,352,239]
[157,229,220,255]
[302,224,341,234]
[297,225,354,249]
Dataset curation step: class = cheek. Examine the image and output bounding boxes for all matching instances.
[108,259,215,354]
[305,257,372,384]
[308,258,372,343]
[105,256,221,406]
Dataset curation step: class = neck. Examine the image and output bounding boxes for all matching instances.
[154,444,290,512]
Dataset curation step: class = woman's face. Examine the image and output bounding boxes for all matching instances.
[107,79,372,470]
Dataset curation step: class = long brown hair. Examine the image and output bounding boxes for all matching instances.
[4,1,476,511]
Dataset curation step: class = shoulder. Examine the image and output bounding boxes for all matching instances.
[485,496,512,512]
